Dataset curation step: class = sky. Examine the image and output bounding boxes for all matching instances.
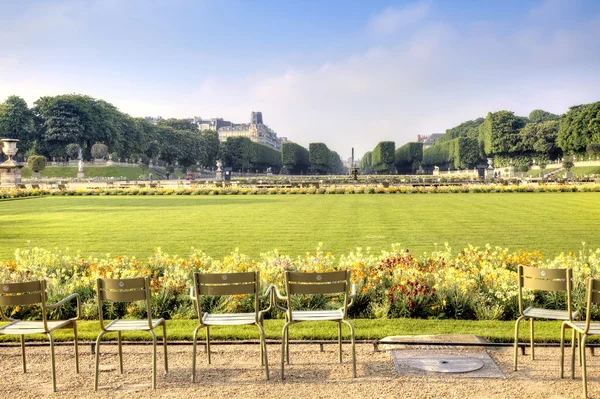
[1,0,600,158]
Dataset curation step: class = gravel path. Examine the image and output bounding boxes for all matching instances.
[0,342,597,398]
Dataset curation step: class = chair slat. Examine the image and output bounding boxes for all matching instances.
[591,278,600,292]
[522,278,567,291]
[0,280,42,294]
[101,278,146,290]
[198,283,255,296]
[288,282,347,295]
[286,271,348,283]
[590,290,600,305]
[0,292,43,306]
[102,289,147,302]
[521,266,569,280]
[195,272,256,285]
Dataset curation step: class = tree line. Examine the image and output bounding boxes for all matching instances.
[359,101,600,174]
[0,94,348,175]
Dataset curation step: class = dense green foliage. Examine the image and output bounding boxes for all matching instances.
[372,141,395,173]
[26,155,47,173]
[453,137,481,169]
[394,142,423,173]
[221,136,282,172]
[518,120,561,161]
[281,142,310,174]
[558,102,600,155]
[1,194,598,260]
[0,94,220,169]
[528,109,560,123]
[422,140,454,169]
[328,151,345,174]
[359,151,373,174]
[437,118,484,144]
[481,111,528,157]
[309,142,331,174]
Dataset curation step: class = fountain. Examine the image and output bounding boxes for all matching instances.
[0,138,24,188]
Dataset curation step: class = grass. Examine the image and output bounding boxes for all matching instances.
[0,319,595,343]
[1,193,599,260]
[572,166,600,176]
[21,166,150,180]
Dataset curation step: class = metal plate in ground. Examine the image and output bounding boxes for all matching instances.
[391,350,506,379]
[405,356,484,373]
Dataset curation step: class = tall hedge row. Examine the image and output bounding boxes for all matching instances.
[221,136,282,172]
[394,142,423,173]
[252,141,282,172]
[372,141,395,173]
[359,151,373,174]
[309,142,331,174]
[282,142,310,174]
[328,151,345,174]
[422,137,481,170]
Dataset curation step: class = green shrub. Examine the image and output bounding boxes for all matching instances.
[372,141,395,174]
[394,142,423,174]
[27,155,47,173]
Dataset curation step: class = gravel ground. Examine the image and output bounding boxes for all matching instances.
[0,342,598,398]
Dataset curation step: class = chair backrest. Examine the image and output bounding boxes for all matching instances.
[284,270,350,319]
[517,265,573,317]
[96,277,151,328]
[192,271,260,322]
[583,278,600,333]
[0,280,49,327]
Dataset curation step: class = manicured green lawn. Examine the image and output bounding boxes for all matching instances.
[21,166,150,180]
[0,319,594,343]
[0,193,599,260]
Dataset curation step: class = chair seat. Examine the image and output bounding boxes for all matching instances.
[291,309,344,322]
[0,319,72,335]
[202,313,257,326]
[523,307,577,321]
[564,321,600,335]
[105,319,164,331]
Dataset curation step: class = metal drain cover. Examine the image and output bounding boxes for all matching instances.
[405,356,485,373]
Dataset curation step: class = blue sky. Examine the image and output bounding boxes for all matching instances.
[1,0,600,157]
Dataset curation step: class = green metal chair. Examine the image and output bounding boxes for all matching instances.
[94,277,168,391]
[190,271,272,381]
[0,280,80,392]
[514,265,576,371]
[275,270,357,379]
[560,278,600,398]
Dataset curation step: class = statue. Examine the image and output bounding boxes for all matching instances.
[77,159,84,178]
[216,160,223,181]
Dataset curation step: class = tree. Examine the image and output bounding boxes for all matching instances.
[27,155,47,173]
[0,96,36,153]
[156,118,197,131]
[518,120,561,160]
[394,142,423,173]
[65,143,81,160]
[199,130,220,168]
[562,155,574,171]
[437,118,484,144]
[528,109,559,123]
[309,143,331,174]
[586,143,600,159]
[33,97,84,158]
[558,102,600,155]
[371,141,395,174]
[481,111,528,157]
[91,143,108,159]
[359,151,373,174]
[282,142,310,174]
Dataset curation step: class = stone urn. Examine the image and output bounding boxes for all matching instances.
[0,138,24,187]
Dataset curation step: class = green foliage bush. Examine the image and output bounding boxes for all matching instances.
[27,155,47,173]
[394,142,423,173]
[482,111,528,157]
[309,143,330,174]
[359,151,373,174]
[558,102,600,155]
[372,141,395,174]
[282,142,310,174]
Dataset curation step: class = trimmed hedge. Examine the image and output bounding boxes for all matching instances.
[372,141,395,174]
[222,137,282,172]
[282,142,310,174]
[328,151,345,175]
[359,151,373,174]
[394,142,423,174]
[309,142,330,174]
[422,137,480,170]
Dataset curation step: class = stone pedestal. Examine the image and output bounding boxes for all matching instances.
[77,171,85,178]
[0,167,22,187]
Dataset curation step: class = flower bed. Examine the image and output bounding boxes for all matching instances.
[1,183,600,199]
[1,244,599,322]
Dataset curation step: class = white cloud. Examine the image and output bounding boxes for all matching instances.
[367,1,432,36]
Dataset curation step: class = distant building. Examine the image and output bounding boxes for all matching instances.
[204,112,284,150]
[417,133,444,149]
[144,116,163,124]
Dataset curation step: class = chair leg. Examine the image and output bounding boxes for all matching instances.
[281,322,292,380]
[581,335,588,399]
[338,322,343,364]
[206,326,211,365]
[571,330,577,379]
[343,320,356,378]
[73,322,80,374]
[191,325,203,383]
[560,323,566,378]
[530,318,535,360]
[150,330,157,390]
[285,324,290,365]
[117,331,123,374]
[47,333,57,393]
[162,322,168,373]
[20,334,26,373]
[256,323,269,381]
[513,316,525,371]
[94,331,106,391]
